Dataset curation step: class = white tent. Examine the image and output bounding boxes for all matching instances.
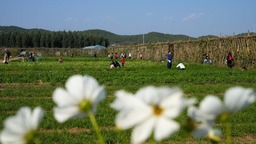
[82,45,106,50]
[82,45,107,55]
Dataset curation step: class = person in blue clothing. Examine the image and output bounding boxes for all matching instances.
[167,51,172,69]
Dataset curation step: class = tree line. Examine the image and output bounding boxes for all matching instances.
[0,31,110,48]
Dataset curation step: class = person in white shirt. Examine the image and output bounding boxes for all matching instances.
[176,62,185,70]
[128,53,132,59]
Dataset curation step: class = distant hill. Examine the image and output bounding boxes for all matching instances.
[3,25,252,45]
[198,35,219,39]
[0,26,196,45]
[236,32,256,37]
[0,26,26,32]
[0,25,49,32]
[81,30,195,45]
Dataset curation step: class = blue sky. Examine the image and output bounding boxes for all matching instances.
[1,0,256,37]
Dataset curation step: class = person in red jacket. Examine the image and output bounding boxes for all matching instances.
[121,57,125,67]
[226,51,233,68]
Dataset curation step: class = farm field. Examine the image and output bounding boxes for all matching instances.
[0,56,256,144]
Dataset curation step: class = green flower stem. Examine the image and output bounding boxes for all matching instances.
[32,137,41,144]
[88,111,105,144]
[150,139,156,144]
[149,134,156,144]
[25,130,41,144]
[225,123,231,144]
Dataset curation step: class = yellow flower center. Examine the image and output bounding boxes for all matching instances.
[186,117,200,131]
[79,99,92,112]
[24,130,36,144]
[152,105,163,116]
[208,129,222,143]
[217,112,231,123]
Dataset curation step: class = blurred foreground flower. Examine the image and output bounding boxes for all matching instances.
[53,75,105,123]
[0,107,44,144]
[53,75,106,144]
[111,86,196,144]
[187,106,217,139]
[187,86,255,142]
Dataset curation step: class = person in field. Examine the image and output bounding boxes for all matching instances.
[128,52,132,59]
[94,52,97,59]
[115,61,121,68]
[110,61,115,69]
[115,53,119,59]
[18,50,26,62]
[121,57,125,67]
[226,51,233,68]
[110,60,122,68]
[139,53,143,60]
[28,52,35,62]
[203,53,211,64]
[166,51,172,69]
[3,48,11,64]
[35,55,40,62]
[58,57,63,63]
[176,61,185,70]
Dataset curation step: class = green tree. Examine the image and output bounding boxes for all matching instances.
[32,31,41,47]
[40,32,46,47]
[16,32,23,47]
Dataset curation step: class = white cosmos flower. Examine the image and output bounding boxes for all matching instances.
[187,86,255,138]
[187,106,216,138]
[111,86,195,144]
[0,107,44,144]
[53,75,105,123]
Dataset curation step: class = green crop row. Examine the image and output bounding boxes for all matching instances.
[0,57,256,143]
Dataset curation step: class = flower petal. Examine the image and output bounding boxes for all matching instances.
[136,86,163,105]
[82,76,100,99]
[160,88,183,108]
[161,91,184,118]
[0,130,24,144]
[53,88,79,107]
[192,124,211,138]
[162,107,181,119]
[17,107,32,131]
[154,117,180,141]
[188,106,201,121]
[131,117,156,144]
[111,90,148,111]
[90,86,105,104]
[115,108,151,129]
[224,87,255,113]
[65,75,84,101]
[200,95,224,117]
[3,115,27,135]
[53,106,80,123]
[0,107,43,144]
[157,87,178,99]
[31,107,44,129]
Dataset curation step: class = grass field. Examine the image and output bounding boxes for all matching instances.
[0,56,256,144]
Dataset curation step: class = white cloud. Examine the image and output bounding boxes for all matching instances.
[65,17,73,22]
[104,16,114,22]
[146,12,153,16]
[163,16,173,20]
[65,17,81,23]
[82,18,91,23]
[182,13,204,21]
